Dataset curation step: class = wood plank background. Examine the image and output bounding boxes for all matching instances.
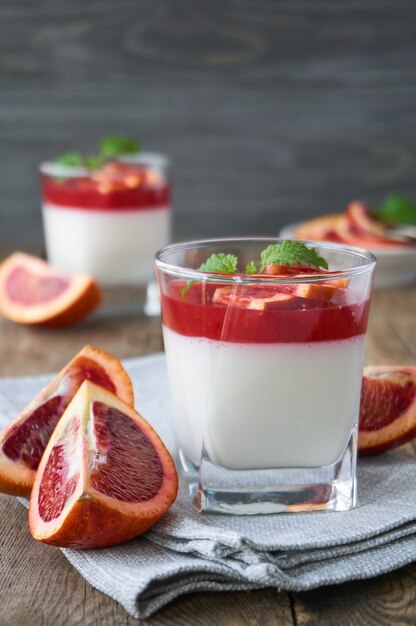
[1,0,416,246]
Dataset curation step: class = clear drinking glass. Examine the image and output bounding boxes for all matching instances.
[40,153,171,315]
[155,239,376,514]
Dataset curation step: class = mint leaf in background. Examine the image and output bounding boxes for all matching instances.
[199,253,238,274]
[377,195,416,225]
[100,135,140,159]
[245,261,258,274]
[54,136,140,171]
[260,241,328,270]
[55,152,85,167]
[84,155,104,170]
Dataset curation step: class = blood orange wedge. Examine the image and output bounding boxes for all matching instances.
[358,366,416,455]
[0,346,133,496]
[0,252,102,327]
[29,381,178,549]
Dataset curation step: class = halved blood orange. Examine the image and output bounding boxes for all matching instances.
[0,252,102,327]
[0,346,133,496]
[358,366,416,455]
[29,381,178,549]
[213,286,297,310]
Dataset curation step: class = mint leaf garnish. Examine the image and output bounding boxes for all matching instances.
[377,194,416,226]
[100,135,140,159]
[180,253,238,297]
[199,254,238,274]
[245,261,258,274]
[54,135,140,172]
[84,155,105,170]
[260,241,328,271]
[55,152,85,167]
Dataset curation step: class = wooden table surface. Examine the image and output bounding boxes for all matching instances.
[0,285,415,626]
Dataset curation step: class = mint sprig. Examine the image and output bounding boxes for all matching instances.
[54,135,140,172]
[100,135,140,159]
[260,241,328,271]
[199,254,238,274]
[245,261,258,274]
[84,155,105,170]
[180,254,238,296]
[55,152,85,167]
[376,194,416,226]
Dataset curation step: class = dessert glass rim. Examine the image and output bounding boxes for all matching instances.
[155,237,377,284]
[39,151,169,179]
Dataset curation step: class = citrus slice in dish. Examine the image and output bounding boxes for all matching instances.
[358,366,416,455]
[0,252,102,326]
[293,214,344,241]
[29,381,178,549]
[345,201,386,238]
[0,346,133,496]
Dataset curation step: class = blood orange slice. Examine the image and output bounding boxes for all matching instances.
[213,285,297,310]
[358,366,416,455]
[264,264,347,302]
[264,263,322,276]
[0,346,133,496]
[0,252,102,326]
[293,283,338,302]
[29,381,178,549]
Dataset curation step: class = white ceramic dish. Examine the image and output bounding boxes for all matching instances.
[279,222,416,289]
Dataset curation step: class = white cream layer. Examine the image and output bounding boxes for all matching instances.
[163,326,366,470]
[42,203,170,286]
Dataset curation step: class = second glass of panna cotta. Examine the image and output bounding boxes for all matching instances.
[40,153,170,287]
[155,238,376,514]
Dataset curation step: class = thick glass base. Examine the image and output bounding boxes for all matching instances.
[178,427,357,514]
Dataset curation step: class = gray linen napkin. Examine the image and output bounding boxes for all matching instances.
[1,353,416,619]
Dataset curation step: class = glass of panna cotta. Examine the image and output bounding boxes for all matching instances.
[155,238,376,514]
[40,154,170,314]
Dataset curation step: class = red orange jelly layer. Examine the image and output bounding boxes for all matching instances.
[161,280,370,344]
[41,163,170,211]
